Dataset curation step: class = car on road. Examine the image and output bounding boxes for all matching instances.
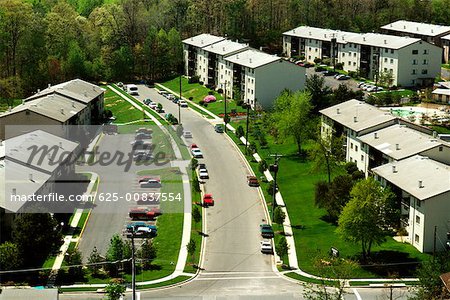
[135,132,151,140]
[214,124,224,133]
[144,98,152,105]
[247,175,259,187]
[172,97,180,104]
[129,208,156,220]
[203,194,214,206]
[149,102,157,110]
[322,70,338,76]
[336,74,350,80]
[367,86,384,92]
[127,226,156,238]
[131,140,152,150]
[260,240,273,254]
[183,131,193,138]
[126,221,157,233]
[296,61,313,68]
[179,100,188,107]
[136,128,153,134]
[199,168,209,179]
[260,224,274,238]
[133,151,153,161]
[191,148,203,158]
[139,179,161,188]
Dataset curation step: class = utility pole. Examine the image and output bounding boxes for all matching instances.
[179,57,183,125]
[224,81,227,133]
[269,154,282,220]
[433,225,437,258]
[131,229,136,300]
[330,34,337,72]
[245,99,250,148]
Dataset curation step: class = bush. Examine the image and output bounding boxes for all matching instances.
[199,81,204,85]
[299,54,305,60]
[314,57,322,64]
[188,76,199,84]
[322,58,331,65]
[189,96,193,101]
[348,71,357,78]
[315,66,326,72]
[335,62,344,70]
[217,88,223,94]
[258,159,268,173]
[203,103,208,107]
[273,206,286,224]
[199,100,205,106]
[208,91,213,95]
[344,162,358,175]
[236,125,245,138]
[236,100,244,106]
[190,158,198,170]
[267,181,278,195]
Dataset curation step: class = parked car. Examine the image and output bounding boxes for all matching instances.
[139,179,161,188]
[126,221,157,233]
[143,98,152,105]
[128,226,156,238]
[172,97,180,104]
[199,169,209,179]
[135,132,151,140]
[179,100,188,108]
[322,70,338,76]
[136,128,153,134]
[183,131,193,138]
[149,102,157,110]
[129,208,156,220]
[133,151,153,161]
[190,143,199,149]
[260,224,274,238]
[203,194,214,206]
[336,75,350,80]
[260,239,273,254]
[214,124,224,133]
[247,175,259,187]
[158,90,168,95]
[131,140,152,150]
[198,163,207,171]
[357,82,366,88]
[191,148,203,158]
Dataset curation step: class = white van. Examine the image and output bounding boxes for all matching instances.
[127,84,139,95]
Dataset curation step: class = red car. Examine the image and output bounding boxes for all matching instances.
[190,143,199,150]
[203,194,214,207]
[129,208,156,220]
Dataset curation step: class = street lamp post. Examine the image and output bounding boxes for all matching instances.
[130,229,136,300]
[224,81,228,133]
[269,154,282,220]
[245,99,250,148]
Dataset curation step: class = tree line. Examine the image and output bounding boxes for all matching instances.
[1,0,449,99]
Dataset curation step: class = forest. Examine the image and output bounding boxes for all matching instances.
[1,0,449,98]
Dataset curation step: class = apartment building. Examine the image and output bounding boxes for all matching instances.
[223,48,306,109]
[320,99,397,172]
[0,130,80,241]
[373,155,450,253]
[282,26,361,62]
[283,26,442,87]
[26,79,106,124]
[182,34,225,77]
[199,39,249,87]
[381,20,450,63]
[443,34,450,64]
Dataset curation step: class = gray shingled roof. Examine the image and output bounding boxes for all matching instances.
[346,32,421,50]
[283,26,362,44]
[224,48,281,68]
[381,20,450,37]
[202,39,249,56]
[182,34,225,48]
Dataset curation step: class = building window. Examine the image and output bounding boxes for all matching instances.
[416,215,420,224]
[353,62,356,66]
[384,58,388,63]
[417,199,421,207]
[423,59,428,65]
[385,48,388,53]
[353,53,356,57]
[415,234,419,243]
[355,145,358,152]
[342,53,345,57]
[412,50,418,55]
[308,56,311,60]
[390,58,393,64]
[389,68,393,73]
[361,155,364,161]
[412,69,416,75]
[412,59,417,65]
[384,67,388,72]
[423,49,428,54]
[315,48,318,52]
[439,146,443,151]
[348,61,351,66]
[350,142,353,149]
[342,44,346,49]
[421,69,428,74]
[391,49,394,54]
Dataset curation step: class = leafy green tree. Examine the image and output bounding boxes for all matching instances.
[12,213,63,267]
[273,206,286,224]
[258,159,268,173]
[305,74,331,112]
[87,246,102,276]
[276,237,288,261]
[105,234,125,276]
[186,238,196,265]
[337,178,399,261]
[272,90,313,156]
[167,27,182,73]
[411,252,450,300]
[310,132,345,183]
[67,248,83,280]
[64,41,87,78]
[138,240,157,270]
[192,206,201,230]
[0,241,22,270]
[105,280,126,300]
[236,125,245,138]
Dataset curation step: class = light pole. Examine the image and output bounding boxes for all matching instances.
[245,99,250,148]
[330,35,337,72]
[223,81,228,133]
[130,228,136,300]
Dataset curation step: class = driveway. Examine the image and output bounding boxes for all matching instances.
[306,67,361,91]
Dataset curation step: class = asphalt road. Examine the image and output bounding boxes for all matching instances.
[305,67,361,91]
[62,85,412,299]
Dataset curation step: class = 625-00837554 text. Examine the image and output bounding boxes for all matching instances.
[97,192,182,202]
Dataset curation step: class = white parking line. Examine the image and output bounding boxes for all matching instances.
[352,288,362,300]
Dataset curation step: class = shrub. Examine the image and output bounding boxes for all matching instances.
[267,180,278,195]
[236,100,244,106]
[208,91,213,95]
[258,159,268,173]
[322,58,331,65]
[314,57,322,64]
[273,206,286,224]
[299,54,305,60]
[236,125,245,138]
[199,100,205,106]
[335,62,344,70]
[188,75,199,84]
[190,158,198,170]
[348,71,357,78]
[203,103,208,107]
[189,96,193,101]
[199,81,204,85]
[217,88,223,94]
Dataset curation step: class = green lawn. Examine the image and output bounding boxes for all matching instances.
[103,87,146,124]
[228,118,431,278]
[159,77,247,116]
[430,125,450,134]
[0,98,21,112]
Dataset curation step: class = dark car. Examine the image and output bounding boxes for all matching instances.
[322,70,338,76]
[214,124,224,133]
[337,75,351,80]
[260,224,274,238]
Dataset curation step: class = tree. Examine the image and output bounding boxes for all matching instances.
[310,131,345,183]
[273,206,286,225]
[12,213,63,267]
[337,178,399,261]
[105,234,125,276]
[276,237,288,261]
[138,240,156,270]
[66,248,83,280]
[105,280,126,300]
[236,125,245,138]
[186,238,196,265]
[410,252,450,300]
[192,206,201,230]
[0,241,22,270]
[87,246,102,276]
[272,90,313,156]
[379,70,394,87]
[305,74,331,112]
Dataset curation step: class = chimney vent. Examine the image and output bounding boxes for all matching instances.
[37,89,40,93]
[353,116,357,123]
[416,27,419,31]
[72,101,75,107]
[418,180,423,188]
[8,106,12,112]
[392,165,397,173]
[59,142,63,148]
[249,58,252,63]
[374,132,378,139]
[236,54,239,59]
[48,83,51,88]
[12,188,16,195]
[29,173,34,182]
[403,25,406,29]
[363,37,366,41]
[201,39,204,44]
[432,131,437,138]
[60,108,64,114]
[22,100,25,105]
[0,139,2,146]
[293,29,296,33]
[309,31,311,36]
[223,47,225,52]
[395,143,400,150]
[384,39,387,44]
[336,108,340,114]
